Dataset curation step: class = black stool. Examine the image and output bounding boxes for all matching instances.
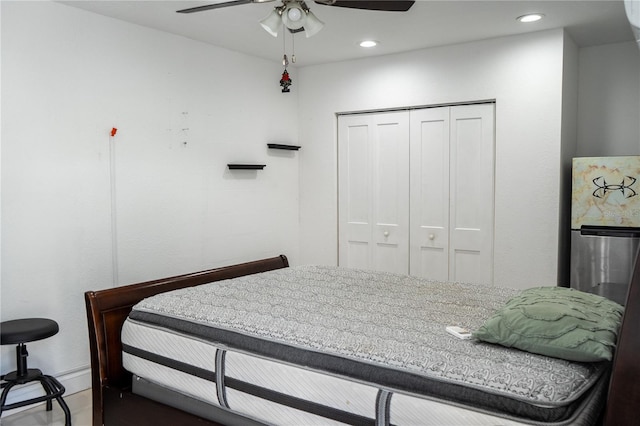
[0,318,71,425]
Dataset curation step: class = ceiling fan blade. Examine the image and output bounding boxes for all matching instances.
[314,1,415,12]
[177,0,271,14]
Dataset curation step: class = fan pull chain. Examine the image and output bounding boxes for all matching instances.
[291,32,296,63]
[282,24,288,66]
[280,24,292,93]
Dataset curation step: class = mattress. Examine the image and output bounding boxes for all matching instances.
[122,265,608,425]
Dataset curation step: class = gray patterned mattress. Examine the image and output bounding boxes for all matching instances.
[125,265,608,424]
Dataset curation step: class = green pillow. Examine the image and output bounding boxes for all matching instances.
[473,286,624,362]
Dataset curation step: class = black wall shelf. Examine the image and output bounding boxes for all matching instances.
[227,164,266,170]
[267,144,301,151]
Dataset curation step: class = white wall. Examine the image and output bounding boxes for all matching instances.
[577,41,640,156]
[297,29,570,289]
[1,0,299,402]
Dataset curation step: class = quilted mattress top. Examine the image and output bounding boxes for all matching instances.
[129,265,607,420]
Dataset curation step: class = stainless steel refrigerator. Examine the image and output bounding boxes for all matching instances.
[570,156,640,305]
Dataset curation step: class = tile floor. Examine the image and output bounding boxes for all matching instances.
[0,389,91,426]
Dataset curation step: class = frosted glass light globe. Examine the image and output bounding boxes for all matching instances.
[288,7,302,22]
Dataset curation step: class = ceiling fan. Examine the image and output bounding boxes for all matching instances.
[177,0,415,38]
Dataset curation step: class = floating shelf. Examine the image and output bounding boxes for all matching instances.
[267,143,301,151]
[227,164,266,170]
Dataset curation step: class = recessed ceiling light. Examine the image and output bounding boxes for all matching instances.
[517,13,544,23]
[359,40,378,48]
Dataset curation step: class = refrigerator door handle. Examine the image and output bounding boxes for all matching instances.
[580,225,640,238]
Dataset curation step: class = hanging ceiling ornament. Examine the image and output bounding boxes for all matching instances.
[280,53,292,92]
[280,69,292,93]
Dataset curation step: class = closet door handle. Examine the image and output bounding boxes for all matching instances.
[429,233,435,240]
[383,231,390,237]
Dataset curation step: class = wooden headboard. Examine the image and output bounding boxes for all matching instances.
[84,254,289,426]
[604,247,640,425]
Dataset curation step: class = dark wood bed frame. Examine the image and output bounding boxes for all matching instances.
[85,253,639,426]
[84,255,289,426]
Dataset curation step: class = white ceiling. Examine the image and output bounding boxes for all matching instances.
[60,0,636,66]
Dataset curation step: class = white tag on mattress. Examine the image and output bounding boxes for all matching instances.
[446,326,472,340]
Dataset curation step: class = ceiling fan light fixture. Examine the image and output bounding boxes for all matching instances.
[260,7,282,37]
[259,1,324,39]
[282,2,307,30]
[303,10,324,38]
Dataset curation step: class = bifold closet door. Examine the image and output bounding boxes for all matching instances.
[338,112,410,274]
[409,107,450,281]
[410,104,495,284]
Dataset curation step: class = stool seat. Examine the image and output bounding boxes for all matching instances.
[1,318,59,345]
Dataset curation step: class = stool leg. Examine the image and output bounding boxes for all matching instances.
[38,375,55,411]
[0,381,17,417]
[40,375,71,426]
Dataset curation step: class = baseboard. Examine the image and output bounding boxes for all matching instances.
[0,366,91,417]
